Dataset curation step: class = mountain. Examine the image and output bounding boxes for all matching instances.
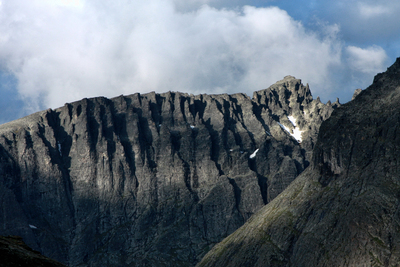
[0,235,66,267]
[0,76,337,266]
[197,59,400,266]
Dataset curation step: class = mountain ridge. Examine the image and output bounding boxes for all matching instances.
[197,59,400,266]
[0,76,339,266]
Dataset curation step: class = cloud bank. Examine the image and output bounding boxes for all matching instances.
[0,0,390,114]
[312,0,400,44]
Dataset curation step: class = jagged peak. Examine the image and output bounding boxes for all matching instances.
[0,67,345,266]
[265,76,311,98]
[372,57,400,86]
[198,57,400,267]
[252,76,314,112]
[283,75,299,81]
[267,75,303,91]
[351,88,362,100]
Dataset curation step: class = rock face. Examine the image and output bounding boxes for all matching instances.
[0,76,337,266]
[197,59,400,267]
[0,235,66,267]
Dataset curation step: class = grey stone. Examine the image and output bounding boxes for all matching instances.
[0,77,336,266]
[352,88,363,100]
[197,58,400,267]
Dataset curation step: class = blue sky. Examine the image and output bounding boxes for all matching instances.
[0,0,398,124]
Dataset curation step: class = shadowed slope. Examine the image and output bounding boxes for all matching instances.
[197,59,400,267]
[0,236,66,267]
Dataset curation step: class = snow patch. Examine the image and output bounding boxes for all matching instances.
[249,148,259,159]
[278,117,304,143]
[288,116,297,127]
[291,127,304,143]
[287,116,303,142]
[190,125,196,129]
[29,224,37,229]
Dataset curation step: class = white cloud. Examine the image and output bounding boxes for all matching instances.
[39,0,84,9]
[0,0,390,114]
[346,45,388,74]
[172,0,259,12]
[314,1,400,45]
[173,0,211,11]
[358,2,392,18]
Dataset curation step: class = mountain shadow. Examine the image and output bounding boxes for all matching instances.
[198,59,400,267]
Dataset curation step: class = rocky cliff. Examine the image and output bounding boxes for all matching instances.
[0,76,337,266]
[197,59,400,267]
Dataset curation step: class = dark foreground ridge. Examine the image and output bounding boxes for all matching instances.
[0,235,66,267]
[0,76,337,266]
[197,59,400,266]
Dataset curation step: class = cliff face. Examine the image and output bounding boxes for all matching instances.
[197,59,400,267]
[0,76,336,266]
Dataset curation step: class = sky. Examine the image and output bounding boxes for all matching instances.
[0,0,399,124]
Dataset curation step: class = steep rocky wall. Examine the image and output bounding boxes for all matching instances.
[0,76,336,266]
[197,59,400,267]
